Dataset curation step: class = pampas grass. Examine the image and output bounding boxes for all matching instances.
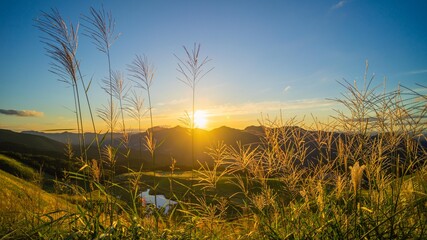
[82,6,120,146]
[175,43,213,188]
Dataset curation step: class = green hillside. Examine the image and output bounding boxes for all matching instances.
[0,169,75,239]
[0,154,40,181]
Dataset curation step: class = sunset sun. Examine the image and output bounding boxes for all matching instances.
[194,110,208,129]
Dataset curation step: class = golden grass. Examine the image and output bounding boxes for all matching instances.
[0,169,75,238]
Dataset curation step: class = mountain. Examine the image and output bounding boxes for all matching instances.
[244,125,265,136]
[123,126,263,170]
[0,129,65,155]
[0,130,76,178]
[6,126,264,171]
[22,130,123,146]
[5,126,426,172]
[0,126,360,170]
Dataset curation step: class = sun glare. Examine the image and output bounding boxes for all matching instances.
[194,110,208,129]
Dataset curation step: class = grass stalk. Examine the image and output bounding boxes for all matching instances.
[128,54,159,227]
[175,43,213,189]
[82,6,120,146]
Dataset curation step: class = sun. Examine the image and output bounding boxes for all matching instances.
[194,110,208,129]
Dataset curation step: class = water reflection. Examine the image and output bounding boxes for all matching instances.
[139,189,177,214]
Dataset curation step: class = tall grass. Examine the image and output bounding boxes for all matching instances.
[125,90,146,159]
[175,43,213,188]
[5,7,426,239]
[82,6,120,146]
[128,55,159,212]
[35,9,86,160]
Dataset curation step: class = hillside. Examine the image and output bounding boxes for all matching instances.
[0,154,40,181]
[0,129,78,180]
[0,169,75,238]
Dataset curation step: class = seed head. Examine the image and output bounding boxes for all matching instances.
[350,161,366,193]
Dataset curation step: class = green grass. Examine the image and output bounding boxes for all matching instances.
[114,171,241,203]
[0,154,40,181]
[0,169,75,239]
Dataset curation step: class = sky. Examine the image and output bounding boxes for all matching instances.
[0,0,426,132]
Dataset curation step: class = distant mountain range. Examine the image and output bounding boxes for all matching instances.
[21,130,124,146]
[4,126,265,171]
[0,129,65,156]
[2,126,426,172]
[22,125,264,147]
[0,125,357,170]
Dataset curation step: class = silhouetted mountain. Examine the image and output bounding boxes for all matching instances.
[19,126,264,169]
[244,125,265,136]
[210,126,260,146]
[122,126,263,169]
[0,129,64,155]
[0,130,74,179]
[22,130,123,145]
[4,126,426,173]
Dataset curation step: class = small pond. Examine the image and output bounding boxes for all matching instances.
[139,189,177,214]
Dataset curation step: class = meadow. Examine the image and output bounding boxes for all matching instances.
[1,6,427,239]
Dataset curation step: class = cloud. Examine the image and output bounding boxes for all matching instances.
[331,0,348,10]
[42,128,75,132]
[405,69,427,75]
[0,109,44,117]
[206,99,336,117]
[157,98,188,106]
[283,85,291,93]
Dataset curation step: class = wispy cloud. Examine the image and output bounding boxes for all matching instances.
[0,109,44,117]
[283,85,291,93]
[404,69,427,75]
[331,0,349,10]
[157,98,188,106]
[206,99,336,117]
[42,128,75,132]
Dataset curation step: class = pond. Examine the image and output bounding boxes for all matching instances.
[139,189,177,214]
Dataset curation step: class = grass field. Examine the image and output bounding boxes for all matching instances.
[0,169,76,238]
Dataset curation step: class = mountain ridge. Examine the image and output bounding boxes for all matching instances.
[21,125,263,145]
[3,126,426,172]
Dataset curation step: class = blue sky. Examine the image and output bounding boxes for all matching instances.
[1,0,426,131]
